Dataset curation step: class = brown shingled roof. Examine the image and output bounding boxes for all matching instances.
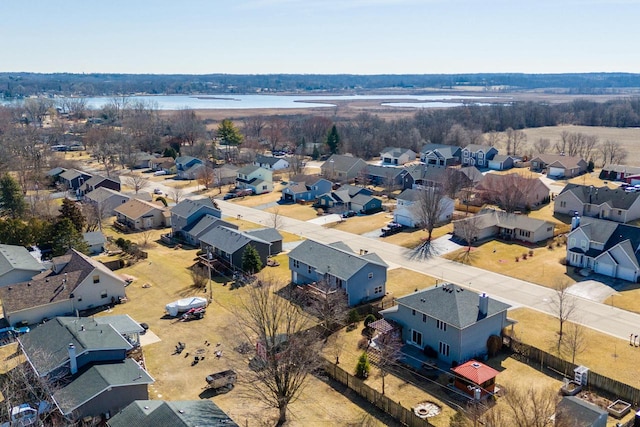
[114,199,164,220]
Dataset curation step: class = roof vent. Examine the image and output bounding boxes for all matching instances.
[471,362,481,368]
[178,409,185,414]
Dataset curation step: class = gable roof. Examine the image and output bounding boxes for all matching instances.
[559,183,640,210]
[245,228,283,244]
[289,174,326,186]
[199,226,270,254]
[175,156,201,166]
[420,143,460,158]
[457,166,484,185]
[237,165,262,175]
[19,316,132,376]
[336,184,372,197]
[60,169,91,182]
[288,240,387,281]
[463,144,495,153]
[46,167,66,177]
[0,249,125,316]
[53,358,154,416]
[403,164,447,182]
[397,188,421,202]
[85,187,129,204]
[463,209,554,233]
[380,147,416,158]
[491,154,519,163]
[323,154,366,173]
[350,193,379,206]
[114,199,164,220]
[0,244,43,277]
[255,154,286,166]
[171,198,219,220]
[84,174,120,188]
[365,164,404,178]
[93,314,144,335]
[393,284,511,329]
[183,215,238,238]
[83,231,106,246]
[532,154,586,169]
[452,359,499,384]
[108,400,238,427]
[556,396,607,427]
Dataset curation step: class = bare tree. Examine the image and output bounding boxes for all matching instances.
[454,215,482,249]
[561,320,587,364]
[169,187,184,204]
[443,168,470,200]
[505,128,527,156]
[549,280,577,350]
[483,383,560,427]
[124,174,150,194]
[169,108,206,146]
[302,281,349,333]
[477,173,540,213]
[243,115,266,141]
[533,138,551,154]
[265,118,287,152]
[410,186,449,259]
[196,166,215,190]
[288,154,305,176]
[270,206,283,230]
[190,264,208,289]
[238,279,321,425]
[138,230,155,249]
[82,202,105,232]
[599,139,628,166]
[374,331,402,395]
[484,131,502,148]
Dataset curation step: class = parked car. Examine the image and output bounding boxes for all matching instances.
[153,170,167,176]
[223,193,238,200]
[342,210,357,218]
[153,188,163,194]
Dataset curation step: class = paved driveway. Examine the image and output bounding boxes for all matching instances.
[566,280,618,303]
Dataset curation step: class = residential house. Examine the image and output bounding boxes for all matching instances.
[474,173,550,210]
[419,144,461,167]
[320,154,368,182]
[393,188,454,228]
[18,316,153,420]
[175,156,204,180]
[460,144,498,168]
[453,208,555,244]
[114,199,168,230]
[530,154,588,178]
[108,400,238,427]
[130,152,157,169]
[380,147,416,166]
[181,214,238,247]
[149,157,176,173]
[364,164,404,188]
[244,228,283,255]
[280,175,332,203]
[59,169,92,192]
[83,231,107,255]
[214,164,240,186]
[254,154,290,171]
[555,396,607,427]
[401,164,447,190]
[170,198,221,241]
[566,216,640,282]
[487,154,520,171]
[93,314,146,348]
[0,249,127,326]
[315,185,373,210]
[236,165,273,195]
[84,187,131,216]
[46,166,66,183]
[599,164,640,183]
[0,244,45,287]
[81,174,121,195]
[350,193,383,214]
[380,284,512,364]
[555,184,640,223]
[199,226,280,271]
[452,360,499,398]
[288,240,388,306]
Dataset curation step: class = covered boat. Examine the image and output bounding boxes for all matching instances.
[165,296,208,317]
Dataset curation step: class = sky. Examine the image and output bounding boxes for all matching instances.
[1,0,638,75]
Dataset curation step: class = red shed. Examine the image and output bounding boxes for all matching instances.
[452,359,499,398]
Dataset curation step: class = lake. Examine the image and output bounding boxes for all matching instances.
[2,94,498,110]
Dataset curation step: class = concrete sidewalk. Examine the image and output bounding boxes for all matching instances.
[217,200,640,342]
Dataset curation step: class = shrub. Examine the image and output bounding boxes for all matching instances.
[559,258,568,266]
[522,253,528,260]
[355,352,370,379]
[515,256,519,262]
[348,309,360,325]
[487,334,502,357]
[155,196,168,207]
[363,314,376,327]
[357,337,369,350]
[529,249,534,257]
[423,345,438,358]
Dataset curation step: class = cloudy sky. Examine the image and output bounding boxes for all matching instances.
[1,0,637,74]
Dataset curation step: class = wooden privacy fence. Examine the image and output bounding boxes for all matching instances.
[508,338,640,406]
[323,359,433,427]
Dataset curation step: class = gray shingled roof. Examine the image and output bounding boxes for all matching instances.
[322,154,366,173]
[171,198,219,220]
[380,147,415,158]
[365,164,404,178]
[199,226,269,254]
[397,188,420,202]
[60,169,90,181]
[83,231,106,246]
[19,317,132,376]
[559,183,640,210]
[46,167,66,177]
[532,154,585,169]
[237,165,261,175]
[256,154,284,166]
[491,154,519,162]
[556,396,607,426]
[93,314,144,335]
[466,208,554,232]
[246,228,282,244]
[577,217,640,266]
[420,144,460,158]
[288,240,387,281]
[336,184,372,197]
[85,187,129,204]
[183,215,237,237]
[84,174,119,188]
[108,400,238,427]
[53,358,154,416]
[393,284,511,329]
[350,193,378,207]
[464,144,494,152]
[602,164,640,175]
[0,244,43,278]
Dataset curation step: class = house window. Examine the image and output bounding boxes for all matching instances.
[569,238,576,247]
[547,227,553,232]
[560,201,566,208]
[262,185,267,190]
[308,265,313,274]
[374,286,383,294]
[368,272,373,279]
[437,320,447,331]
[336,278,343,288]
[412,330,423,347]
[100,291,108,299]
[422,314,427,323]
[93,275,100,284]
[412,309,416,316]
[293,260,300,268]
[618,210,622,215]
[439,341,450,357]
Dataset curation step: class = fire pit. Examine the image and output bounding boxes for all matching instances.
[413,401,441,418]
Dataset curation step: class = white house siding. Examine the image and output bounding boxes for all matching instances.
[617,266,637,282]
[6,300,74,326]
[554,192,584,216]
[488,160,501,170]
[594,255,616,277]
[549,167,565,177]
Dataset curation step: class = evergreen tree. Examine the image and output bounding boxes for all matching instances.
[312,145,320,160]
[217,119,243,146]
[0,174,26,219]
[242,244,263,274]
[59,198,86,232]
[0,218,31,246]
[355,352,370,379]
[50,218,88,256]
[163,146,178,159]
[325,125,340,154]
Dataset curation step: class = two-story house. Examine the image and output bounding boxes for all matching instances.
[199,226,282,271]
[364,165,404,188]
[566,216,640,282]
[320,154,368,182]
[170,198,221,241]
[0,249,127,326]
[393,188,454,228]
[554,184,640,223]
[288,240,388,306]
[280,175,333,203]
[419,144,461,167]
[380,284,512,364]
[236,165,273,195]
[380,147,416,166]
[460,144,498,168]
[254,154,290,171]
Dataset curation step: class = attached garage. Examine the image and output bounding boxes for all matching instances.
[394,213,415,228]
[617,266,637,282]
[488,160,502,170]
[594,260,616,277]
[548,167,565,178]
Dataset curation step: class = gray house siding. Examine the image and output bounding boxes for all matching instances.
[74,384,149,419]
[458,313,507,362]
[227,242,270,271]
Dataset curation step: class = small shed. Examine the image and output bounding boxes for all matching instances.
[451,359,499,398]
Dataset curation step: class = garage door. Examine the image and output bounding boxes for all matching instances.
[617,266,637,282]
[548,167,565,177]
[594,262,615,277]
[488,161,501,170]
[394,214,414,228]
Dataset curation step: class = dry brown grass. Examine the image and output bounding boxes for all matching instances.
[508,308,640,389]
[443,239,578,289]
[324,211,392,235]
[381,224,454,248]
[229,191,282,208]
[265,203,319,221]
[385,268,438,300]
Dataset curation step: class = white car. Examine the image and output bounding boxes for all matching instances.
[153,188,163,195]
[153,170,167,176]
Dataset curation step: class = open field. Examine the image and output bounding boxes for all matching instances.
[443,238,578,289]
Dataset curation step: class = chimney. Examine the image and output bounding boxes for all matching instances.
[571,214,581,231]
[478,293,489,316]
[68,343,78,374]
